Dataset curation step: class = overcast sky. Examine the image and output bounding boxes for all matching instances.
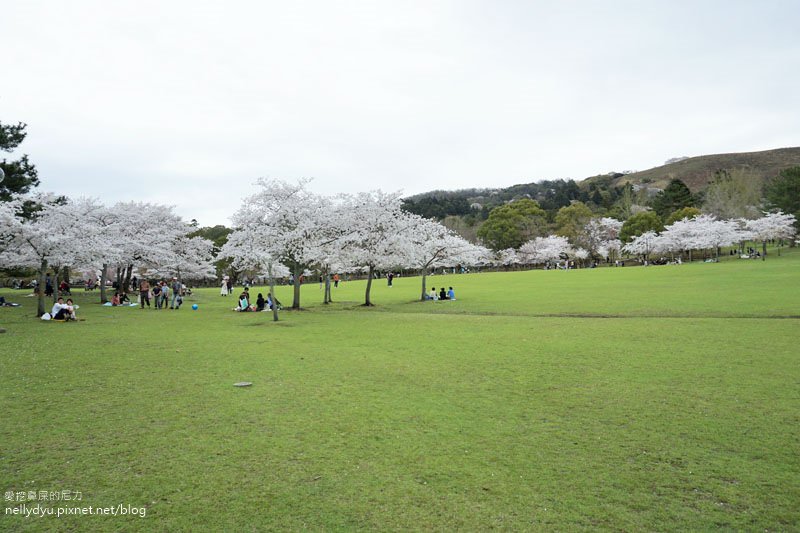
[3,0,799,226]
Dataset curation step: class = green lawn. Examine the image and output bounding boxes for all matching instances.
[1,252,799,531]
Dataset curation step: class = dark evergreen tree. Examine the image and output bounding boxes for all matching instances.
[1,121,40,201]
[649,178,695,218]
[764,166,800,228]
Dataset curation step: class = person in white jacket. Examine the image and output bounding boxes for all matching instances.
[51,298,76,320]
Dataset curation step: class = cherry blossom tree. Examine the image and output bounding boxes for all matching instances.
[81,202,123,303]
[659,217,701,261]
[152,236,216,280]
[400,214,480,301]
[231,179,310,309]
[519,235,570,266]
[622,230,659,265]
[494,248,519,270]
[745,211,797,260]
[108,202,192,295]
[580,217,623,260]
[690,215,741,260]
[598,239,621,263]
[219,225,283,321]
[339,191,413,306]
[308,197,353,305]
[226,179,341,310]
[572,247,589,266]
[0,198,25,257]
[0,196,107,315]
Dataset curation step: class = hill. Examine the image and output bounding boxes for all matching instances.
[402,147,800,223]
[583,147,800,192]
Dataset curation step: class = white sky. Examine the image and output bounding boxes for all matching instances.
[3,0,799,226]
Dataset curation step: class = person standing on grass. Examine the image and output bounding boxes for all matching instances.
[159,281,170,309]
[387,272,394,287]
[153,282,162,309]
[170,277,182,309]
[333,274,340,288]
[139,279,151,308]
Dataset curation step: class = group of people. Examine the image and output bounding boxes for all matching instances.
[40,276,72,297]
[317,274,342,288]
[220,277,234,296]
[736,247,762,259]
[233,288,280,312]
[49,297,78,321]
[138,277,184,309]
[427,286,456,301]
[110,291,131,306]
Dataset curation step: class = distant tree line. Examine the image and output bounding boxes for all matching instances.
[403,166,800,251]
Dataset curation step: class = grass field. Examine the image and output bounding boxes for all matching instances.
[1,252,799,531]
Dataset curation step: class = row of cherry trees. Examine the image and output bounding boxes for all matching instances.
[493,217,623,268]
[484,211,796,269]
[0,195,215,315]
[219,180,490,319]
[622,212,797,263]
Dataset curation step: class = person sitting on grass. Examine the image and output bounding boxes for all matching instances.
[256,293,266,311]
[447,287,456,300]
[51,297,76,321]
[430,287,438,301]
[266,293,283,311]
[65,299,78,320]
[51,297,69,319]
[111,292,121,306]
[238,293,250,312]
[439,287,448,301]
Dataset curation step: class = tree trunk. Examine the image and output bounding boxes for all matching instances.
[324,271,331,304]
[53,267,60,303]
[267,263,279,322]
[291,265,302,309]
[420,270,428,301]
[762,240,767,261]
[364,265,374,306]
[115,266,123,295]
[37,260,48,317]
[100,263,108,303]
[122,264,133,293]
